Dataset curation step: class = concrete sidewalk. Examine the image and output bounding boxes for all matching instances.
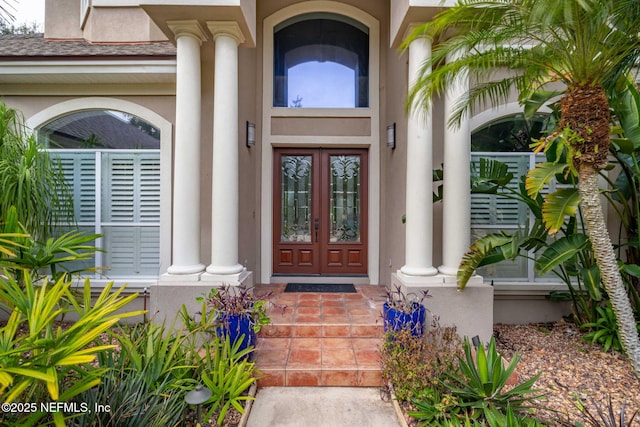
[246,387,402,427]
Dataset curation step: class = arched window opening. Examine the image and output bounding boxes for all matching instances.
[471,113,555,282]
[273,13,369,108]
[38,110,161,278]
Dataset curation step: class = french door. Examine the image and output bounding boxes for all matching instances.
[273,148,368,275]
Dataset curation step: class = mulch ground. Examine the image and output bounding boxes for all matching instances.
[494,321,640,426]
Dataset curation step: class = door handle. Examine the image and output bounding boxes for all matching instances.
[314,217,319,242]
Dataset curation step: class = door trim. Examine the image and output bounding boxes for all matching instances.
[273,148,368,276]
[260,2,380,284]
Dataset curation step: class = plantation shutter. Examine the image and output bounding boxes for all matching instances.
[470,154,530,227]
[102,152,160,276]
[55,151,96,223]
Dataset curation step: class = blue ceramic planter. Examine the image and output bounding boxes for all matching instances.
[383,301,426,337]
[217,314,256,358]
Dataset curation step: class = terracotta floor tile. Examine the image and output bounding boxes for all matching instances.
[322,325,350,337]
[354,348,380,367]
[296,306,321,316]
[321,338,353,349]
[287,369,321,386]
[260,325,292,338]
[321,299,344,307]
[358,369,382,387]
[321,369,358,386]
[294,314,322,323]
[257,337,290,349]
[351,325,383,338]
[288,348,321,367]
[290,338,322,349]
[322,348,356,367]
[293,325,322,338]
[253,284,386,386]
[321,314,350,324]
[350,314,378,324]
[320,294,343,300]
[255,348,289,368]
[297,295,322,306]
[351,338,382,349]
[257,369,285,387]
[322,307,347,316]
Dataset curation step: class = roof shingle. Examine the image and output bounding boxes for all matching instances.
[0,33,176,59]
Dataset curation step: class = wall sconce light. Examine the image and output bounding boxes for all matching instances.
[386,123,396,149]
[246,121,256,148]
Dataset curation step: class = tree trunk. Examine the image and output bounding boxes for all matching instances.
[578,163,640,378]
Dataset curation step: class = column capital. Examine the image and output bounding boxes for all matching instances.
[207,21,245,45]
[168,20,208,43]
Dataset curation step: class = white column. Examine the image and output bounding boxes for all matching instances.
[166,21,207,276]
[205,22,245,276]
[439,52,471,276]
[400,36,438,277]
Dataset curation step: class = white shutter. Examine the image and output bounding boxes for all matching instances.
[471,154,530,227]
[102,152,160,276]
[54,151,96,223]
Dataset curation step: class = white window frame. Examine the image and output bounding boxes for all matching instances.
[27,98,173,288]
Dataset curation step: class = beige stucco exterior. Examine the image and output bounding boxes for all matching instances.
[0,0,593,331]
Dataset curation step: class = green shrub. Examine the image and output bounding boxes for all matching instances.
[72,321,198,427]
[200,335,258,426]
[380,317,461,403]
[445,337,541,413]
[581,302,639,353]
[0,273,142,427]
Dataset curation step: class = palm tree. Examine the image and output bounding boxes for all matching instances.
[0,0,15,25]
[403,0,640,376]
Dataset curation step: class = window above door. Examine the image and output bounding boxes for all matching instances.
[273,13,369,108]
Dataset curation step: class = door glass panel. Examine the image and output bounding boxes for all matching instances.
[329,155,360,242]
[280,155,312,242]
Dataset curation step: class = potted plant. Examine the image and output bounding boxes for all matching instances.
[197,285,271,357]
[383,284,431,337]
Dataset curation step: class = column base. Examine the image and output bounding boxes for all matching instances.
[205,263,244,275]
[399,265,439,276]
[201,268,253,287]
[391,272,492,343]
[166,263,205,276]
[437,265,459,276]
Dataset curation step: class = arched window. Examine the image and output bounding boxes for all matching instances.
[38,110,161,278]
[471,113,554,281]
[273,13,369,108]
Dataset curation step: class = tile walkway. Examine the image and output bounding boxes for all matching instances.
[254,284,387,387]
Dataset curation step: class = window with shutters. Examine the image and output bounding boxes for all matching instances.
[471,113,554,282]
[37,110,160,278]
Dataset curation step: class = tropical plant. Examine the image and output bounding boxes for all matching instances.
[0,207,101,283]
[200,335,257,426]
[197,285,272,334]
[72,321,198,427]
[380,317,461,404]
[0,273,143,427]
[384,283,432,313]
[444,337,541,414]
[581,302,640,353]
[403,0,640,376]
[573,396,639,427]
[0,103,73,240]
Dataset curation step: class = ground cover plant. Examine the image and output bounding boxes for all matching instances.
[381,319,546,426]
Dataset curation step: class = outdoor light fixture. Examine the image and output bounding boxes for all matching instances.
[246,121,256,147]
[386,123,396,149]
[185,384,212,423]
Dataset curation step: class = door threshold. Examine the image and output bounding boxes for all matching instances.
[269,276,371,285]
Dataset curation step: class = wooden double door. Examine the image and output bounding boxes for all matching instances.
[273,148,368,275]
